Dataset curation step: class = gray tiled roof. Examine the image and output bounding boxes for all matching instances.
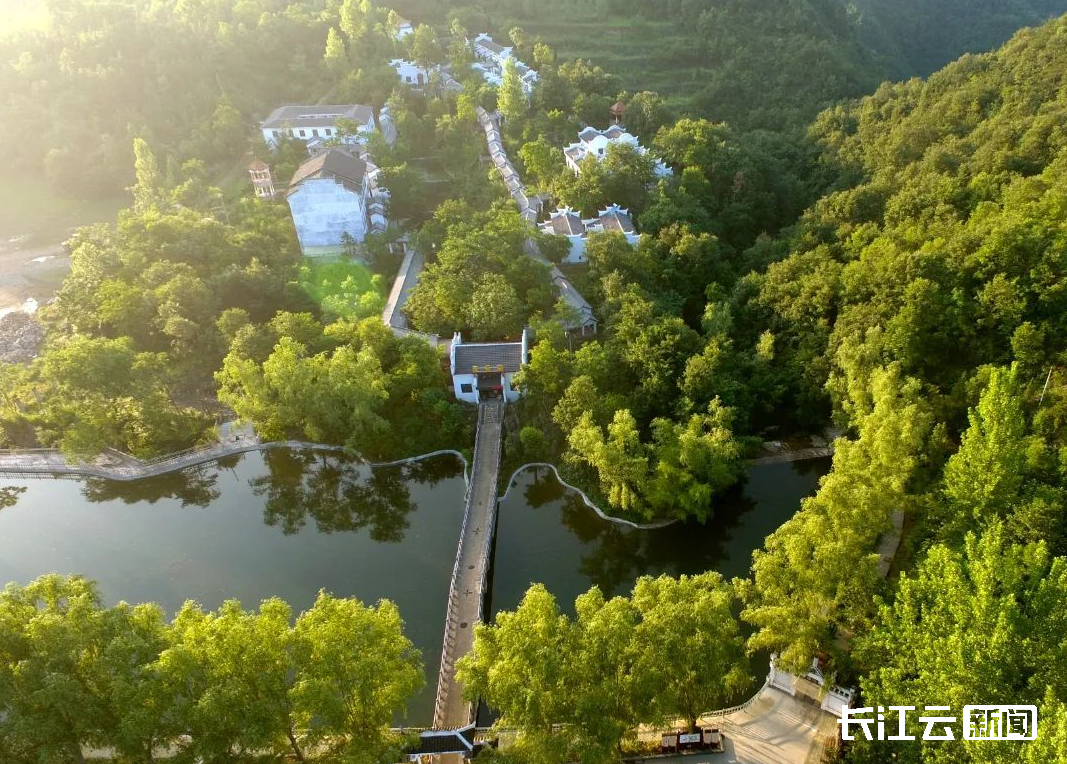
[476,36,508,56]
[262,104,374,130]
[288,148,366,193]
[599,210,635,233]
[548,211,584,235]
[454,342,523,373]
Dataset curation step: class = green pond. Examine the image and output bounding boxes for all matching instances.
[0,449,828,724]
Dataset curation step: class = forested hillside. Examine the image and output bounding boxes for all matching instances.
[850,0,1067,77]
[0,0,334,195]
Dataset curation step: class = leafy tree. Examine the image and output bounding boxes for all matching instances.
[408,24,443,71]
[630,573,750,730]
[293,592,424,761]
[498,58,528,126]
[742,365,933,670]
[942,365,1029,527]
[855,523,1067,764]
[324,27,350,79]
[518,135,566,191]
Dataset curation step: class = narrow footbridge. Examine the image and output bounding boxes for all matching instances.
[432,399,504,729]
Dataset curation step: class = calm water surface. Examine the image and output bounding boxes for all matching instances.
[0,450,828,724]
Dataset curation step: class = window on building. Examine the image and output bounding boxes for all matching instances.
[460,383,473,393]
[312,129,319,137]
[297,129,305,137]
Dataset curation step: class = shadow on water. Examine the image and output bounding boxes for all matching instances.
[492,458,831,616]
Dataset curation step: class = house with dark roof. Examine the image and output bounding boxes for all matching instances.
[449,329,530,404]
[285,148,388,256]
[538,204,640,263]
[261,104,375,148]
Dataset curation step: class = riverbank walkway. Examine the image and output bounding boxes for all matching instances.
[433,399,504,729]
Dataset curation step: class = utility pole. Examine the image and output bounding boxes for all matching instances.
[1038,367,1054,405]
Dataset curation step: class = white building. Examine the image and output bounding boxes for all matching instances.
[247,160,276,199]
[261,104,376,148]
[286,148,388,257]
[390,58,434,87]
[394,17,413,40]
[449,329,530,404]
[563,125,672,177]
[468,33,538,97]
[538,204,640,264]
[472,32,513,65]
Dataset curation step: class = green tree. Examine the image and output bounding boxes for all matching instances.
[498,58,527,126]
[519,136,566,191]
[855,523,1067,764]
[742,366,933,670]
[631,573,750,730]
[324,27,349,79]
[408,24,442,71]
[942,365,1028,527]
[131,137,164,213]
[293,592,423,760]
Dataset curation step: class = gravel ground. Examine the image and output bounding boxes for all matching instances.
[0,311,45,363]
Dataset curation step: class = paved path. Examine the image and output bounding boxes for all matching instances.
[433,400,504,729]
[640,685,826,764]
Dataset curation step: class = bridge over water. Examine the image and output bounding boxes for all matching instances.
[431,399,504,729]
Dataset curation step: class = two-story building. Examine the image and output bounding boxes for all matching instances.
[538,204,640,263]
[285,147,388,256]
[563,125,672,177]
[449,329,530,404]
[261,104,376,148]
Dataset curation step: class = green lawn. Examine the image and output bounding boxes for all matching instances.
[499,16,702,112]
[297,259,387,321]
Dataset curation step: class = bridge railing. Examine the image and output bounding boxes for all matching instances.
[432,403,489,728]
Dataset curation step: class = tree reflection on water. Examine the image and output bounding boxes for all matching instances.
[0,485,28,510]
[252,449,462,542]
[82,468,222,507]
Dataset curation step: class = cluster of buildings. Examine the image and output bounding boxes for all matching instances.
[563,125,672,177]
[245,25,675,403]
[251,104,394,256]
[470,33,538,97]
[537,204,640,263]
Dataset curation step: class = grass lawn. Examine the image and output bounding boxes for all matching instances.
[497,14,702,112]
[297,259,387,321]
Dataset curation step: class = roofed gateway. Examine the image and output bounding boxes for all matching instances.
[449,329,530,404]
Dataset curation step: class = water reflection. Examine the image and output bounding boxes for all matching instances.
[82,468,223,507]
[0,485,27,510]
[493,459,830,616]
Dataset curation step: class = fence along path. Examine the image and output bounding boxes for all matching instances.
[432,399,504,729]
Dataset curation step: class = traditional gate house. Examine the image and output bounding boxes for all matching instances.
[449,329,530,404]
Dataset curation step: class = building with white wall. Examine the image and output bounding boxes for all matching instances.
[261,104,376,148]
[538,205,640,263]
[390,58,435,87]
[468,33,538,97]
[394,17,413,40]
[563,125,672,177]
[286,148,388,257]
[449,329,530,404]
[247,160,276,199]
